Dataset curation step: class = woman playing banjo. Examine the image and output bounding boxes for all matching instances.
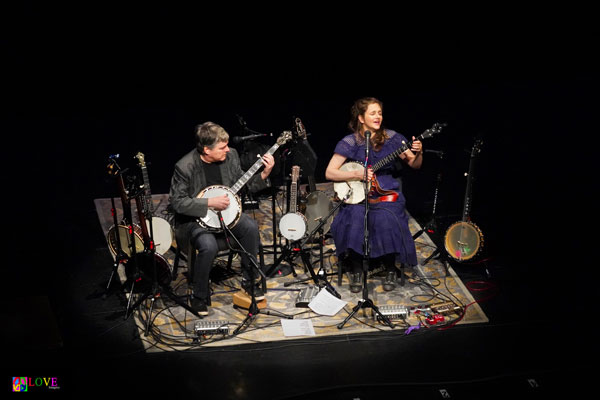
[325,97,423,293]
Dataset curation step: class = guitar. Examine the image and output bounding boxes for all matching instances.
[333,123,445,204]
[197,130,293,230]
[443,139,484,262]
[279,165,308,241]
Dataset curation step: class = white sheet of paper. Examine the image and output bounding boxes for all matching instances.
[280,319,316,337]
[308,287,347,316]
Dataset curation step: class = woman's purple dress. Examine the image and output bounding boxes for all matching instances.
[330,130,418,266]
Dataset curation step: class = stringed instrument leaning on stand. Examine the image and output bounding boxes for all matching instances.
[444,139,484,262]
[279,165,307,241]
[333,123,446,204]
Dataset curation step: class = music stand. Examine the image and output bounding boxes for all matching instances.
[265,129,318,277]
[338,133,394,330]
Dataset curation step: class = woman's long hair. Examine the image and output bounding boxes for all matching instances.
[348,97,388,150]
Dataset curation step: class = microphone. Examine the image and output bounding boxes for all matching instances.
[425,149,444,158]
[236,114,247,127]
[231,133,267,144]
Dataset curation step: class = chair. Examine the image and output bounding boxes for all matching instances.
[172,235,265,305]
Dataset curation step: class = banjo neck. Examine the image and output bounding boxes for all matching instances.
[461,139,483,222]
[230,135,288,194]
[370,123,445,173]
[135,152,154,217]
[288,166,300,212]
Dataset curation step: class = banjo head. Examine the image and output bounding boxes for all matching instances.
[279,212,307,241]
[334,162,366,204]
[444,221,484,262]
[197,185,242,230]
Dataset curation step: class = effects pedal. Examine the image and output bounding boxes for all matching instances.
[194,320,229,337]
[373,304,409,322]
[430,301,464,316]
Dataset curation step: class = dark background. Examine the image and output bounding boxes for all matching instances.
[3,5,596,397]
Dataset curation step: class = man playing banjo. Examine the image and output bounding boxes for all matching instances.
[168,121,275,316]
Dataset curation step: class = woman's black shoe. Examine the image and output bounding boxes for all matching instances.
[349,272,363,293]
[383,271,397,292]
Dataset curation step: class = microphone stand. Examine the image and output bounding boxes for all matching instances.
[215,212,291,336]
[338,132,394,330]
[411,149,450,275]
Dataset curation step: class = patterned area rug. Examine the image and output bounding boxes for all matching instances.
[94,183,487,351]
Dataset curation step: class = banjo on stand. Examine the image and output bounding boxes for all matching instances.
[444,139,484,262]
[134,152,173,255]
[333,123,446,204]
[197,130,293,231]
[279,165,308,241]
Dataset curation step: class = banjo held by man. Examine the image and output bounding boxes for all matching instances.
[197,130,292,231]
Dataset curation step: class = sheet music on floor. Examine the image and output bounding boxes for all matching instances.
[280,319,316,337]
[308,287,348,316]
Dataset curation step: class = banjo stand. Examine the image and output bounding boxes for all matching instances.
[281,193,349,291]
[104,157,130,299]
[412,149,451,274]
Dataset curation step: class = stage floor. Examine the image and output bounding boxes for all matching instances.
[94,183,488,352]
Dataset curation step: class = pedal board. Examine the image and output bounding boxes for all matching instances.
[194,320,230,336]
[373,304,409,321]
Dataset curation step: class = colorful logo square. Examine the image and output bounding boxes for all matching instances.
[12,377,28,392]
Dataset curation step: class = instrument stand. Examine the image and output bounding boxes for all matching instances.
[103,195,128,299]
[264,162,296,277]
[282,227,336,287]
[259,184,295,277]
[411,150,450,276]
[125,189,201,333]
[338,135,393,330]
[214,213,290,335]
[275,190,354,297]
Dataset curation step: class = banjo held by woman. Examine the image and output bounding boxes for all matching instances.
[444,139,484,262]
[334,123,445,204]
[197,131,292,231]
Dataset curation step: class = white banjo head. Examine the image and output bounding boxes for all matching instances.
[146,217,173,254]
[279,212,307,241]
[198,185,241,230]
[333,162,366,204]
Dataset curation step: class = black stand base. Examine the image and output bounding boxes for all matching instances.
[268,263,295,278]
[337,298,394,329]
[126,280,200,335]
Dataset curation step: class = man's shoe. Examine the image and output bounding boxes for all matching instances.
[382,271,397,292]
[349,272,363,293]
[242,280,265,301]
[191,297,209,316]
